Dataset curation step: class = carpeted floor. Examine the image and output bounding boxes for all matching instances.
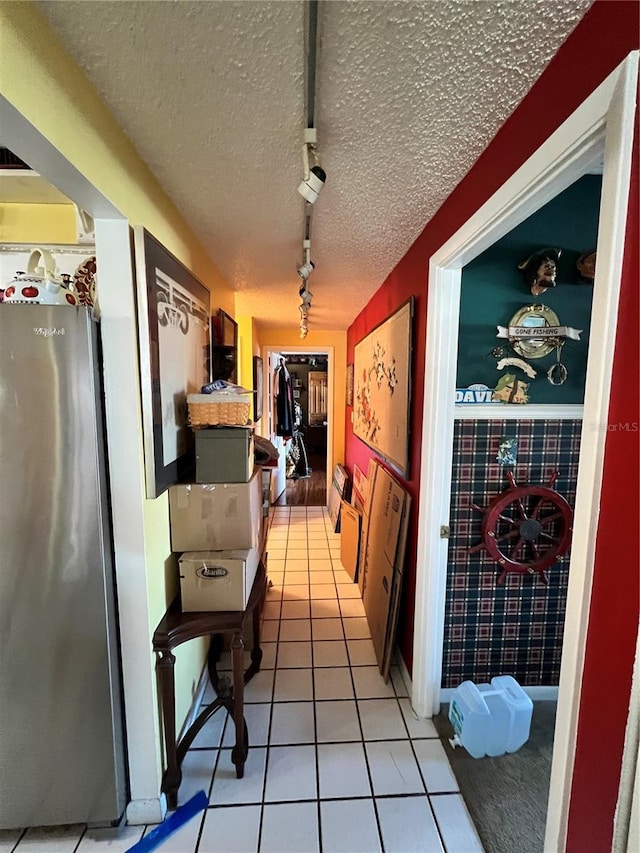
[433,701,557,853]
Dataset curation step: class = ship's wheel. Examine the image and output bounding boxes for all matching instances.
[468,470,573,585]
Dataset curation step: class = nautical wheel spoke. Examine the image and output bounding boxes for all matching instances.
[511,537,525,561]
[539,510,562,525]
[496,528,521,544]
[515,498,528,520]
[530,498,546,520]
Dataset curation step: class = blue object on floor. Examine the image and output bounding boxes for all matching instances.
[125,790,208,852]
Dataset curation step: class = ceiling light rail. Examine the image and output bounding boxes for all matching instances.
[296,0,322,339]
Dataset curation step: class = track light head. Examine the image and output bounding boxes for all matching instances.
[298,165,326,204]
[297,261,315,280]
[297,140,326,204]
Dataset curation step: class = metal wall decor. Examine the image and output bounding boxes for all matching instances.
[495,304,583,389]
[497,304,562,359]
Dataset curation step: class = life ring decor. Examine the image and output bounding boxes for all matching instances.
[468,470,573,586]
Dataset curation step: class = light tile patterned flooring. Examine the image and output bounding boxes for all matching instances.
[1,507,483,853]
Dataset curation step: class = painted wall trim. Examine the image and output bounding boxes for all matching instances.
[0,97,122,219]
[454,404,584,420]
[96,219,166,814]
[412,51,638,853]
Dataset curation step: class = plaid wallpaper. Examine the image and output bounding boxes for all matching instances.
[442,419,582,689]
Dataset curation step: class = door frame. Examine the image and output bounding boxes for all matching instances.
[262,345,335,504]
[411,51,638,851]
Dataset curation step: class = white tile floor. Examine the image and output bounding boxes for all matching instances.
[1,506,483,853]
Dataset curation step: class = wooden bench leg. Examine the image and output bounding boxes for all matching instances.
[230,632,248,778]
[156,650,181,810]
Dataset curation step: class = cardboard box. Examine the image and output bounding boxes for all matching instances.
[340,501,362,582]
[195,427,254,483]
[179,548,260,611]
[351,464,369,513]
[169,467,262,551]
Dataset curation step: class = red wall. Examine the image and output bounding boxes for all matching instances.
[345,2,639,847]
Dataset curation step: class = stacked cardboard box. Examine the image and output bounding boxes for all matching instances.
[169,467,263,612]
[194,426,254,483]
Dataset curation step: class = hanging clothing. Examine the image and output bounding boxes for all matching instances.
[286,402,311,479]
[273,360,295,438]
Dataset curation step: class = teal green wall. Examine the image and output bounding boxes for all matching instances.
[457,175,600,404]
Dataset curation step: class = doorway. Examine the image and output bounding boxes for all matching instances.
[411,53,638,852]
[280,352,328,506]
[262,345,334,508]
[432,172,601,853]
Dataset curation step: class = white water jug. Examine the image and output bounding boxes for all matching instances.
[448,675,533,759]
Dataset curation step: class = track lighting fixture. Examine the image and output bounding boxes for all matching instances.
[297,261,315,280]
[297,129,326,204]
[299,280,313,308]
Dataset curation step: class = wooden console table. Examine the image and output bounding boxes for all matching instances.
[152,561,267,809]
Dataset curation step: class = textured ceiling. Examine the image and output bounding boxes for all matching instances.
[37,0,592,331]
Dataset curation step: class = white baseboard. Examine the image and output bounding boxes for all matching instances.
[126,795,166,825]
[439,685,559,703]
[178,663,209,741]
[395,649,414,700]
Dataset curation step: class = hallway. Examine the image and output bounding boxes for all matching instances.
[1,506,483,853]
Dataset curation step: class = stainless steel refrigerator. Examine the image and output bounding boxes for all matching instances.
[0,304,127,829]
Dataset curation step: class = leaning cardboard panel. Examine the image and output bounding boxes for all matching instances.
[358,458,380,597]
[361,465,411,678]
[340,501,362,582]
[328,464,351,532]
[381,493,412,680]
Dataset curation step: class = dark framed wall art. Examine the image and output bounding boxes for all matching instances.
[253,355,264,422]
[353,297,414,477]
[134,227,211,498]
[346,363,354,407]
[211,308,238,383]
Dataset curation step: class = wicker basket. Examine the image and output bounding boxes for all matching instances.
[187,393,251,428]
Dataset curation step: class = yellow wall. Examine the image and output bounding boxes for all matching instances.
[237,316,261,423]
[258,328,347,473]
[0,3,235,735]
[0,202,77,244]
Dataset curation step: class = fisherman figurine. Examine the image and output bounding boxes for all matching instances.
[517,247,562,297]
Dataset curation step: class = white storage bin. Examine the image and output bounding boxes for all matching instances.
[448,675,533,758]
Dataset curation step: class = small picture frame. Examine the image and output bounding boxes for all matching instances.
[346,363,354,407]
[253,355,264,422]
